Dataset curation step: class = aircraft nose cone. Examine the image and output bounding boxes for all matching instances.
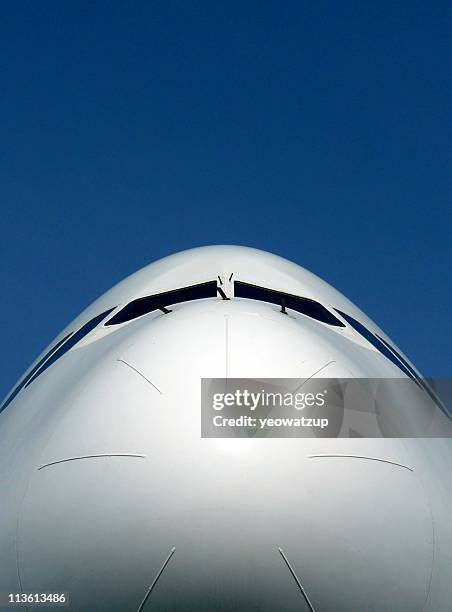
[18,442,433,611]
[11,299,435,611]
[135,508,313,611]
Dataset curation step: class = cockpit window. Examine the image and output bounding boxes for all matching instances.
[105,280,218,326]
[24,307,117,389]
[334,308,419,383]
[234,280,345,327]
[0,332,73,414]
[0,307,116,414]
[375,332,443,408]
[376,334,420,380]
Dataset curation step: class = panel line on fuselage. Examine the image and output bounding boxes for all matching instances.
[278,547,316,612]
[308,454,414,471]
[117,359,163,394]
[38,453,147,471]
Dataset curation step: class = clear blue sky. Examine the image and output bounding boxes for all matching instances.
[1,1,450,399]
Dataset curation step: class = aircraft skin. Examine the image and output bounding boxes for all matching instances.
[0,245,450,611]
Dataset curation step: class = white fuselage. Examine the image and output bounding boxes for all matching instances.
[0,246,450,611]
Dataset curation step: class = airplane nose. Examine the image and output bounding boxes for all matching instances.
[134,508,314,611]
[133,451,433,612]
[18,437,433,611]
[12,301,435,611]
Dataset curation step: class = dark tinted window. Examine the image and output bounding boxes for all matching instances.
[376,334,420,380]
[334,309,417,382]
[0,332,73,414]
[105,281,218,326]
[376,333,444,407]
[234,280,345,327]
[23,307,116,390]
